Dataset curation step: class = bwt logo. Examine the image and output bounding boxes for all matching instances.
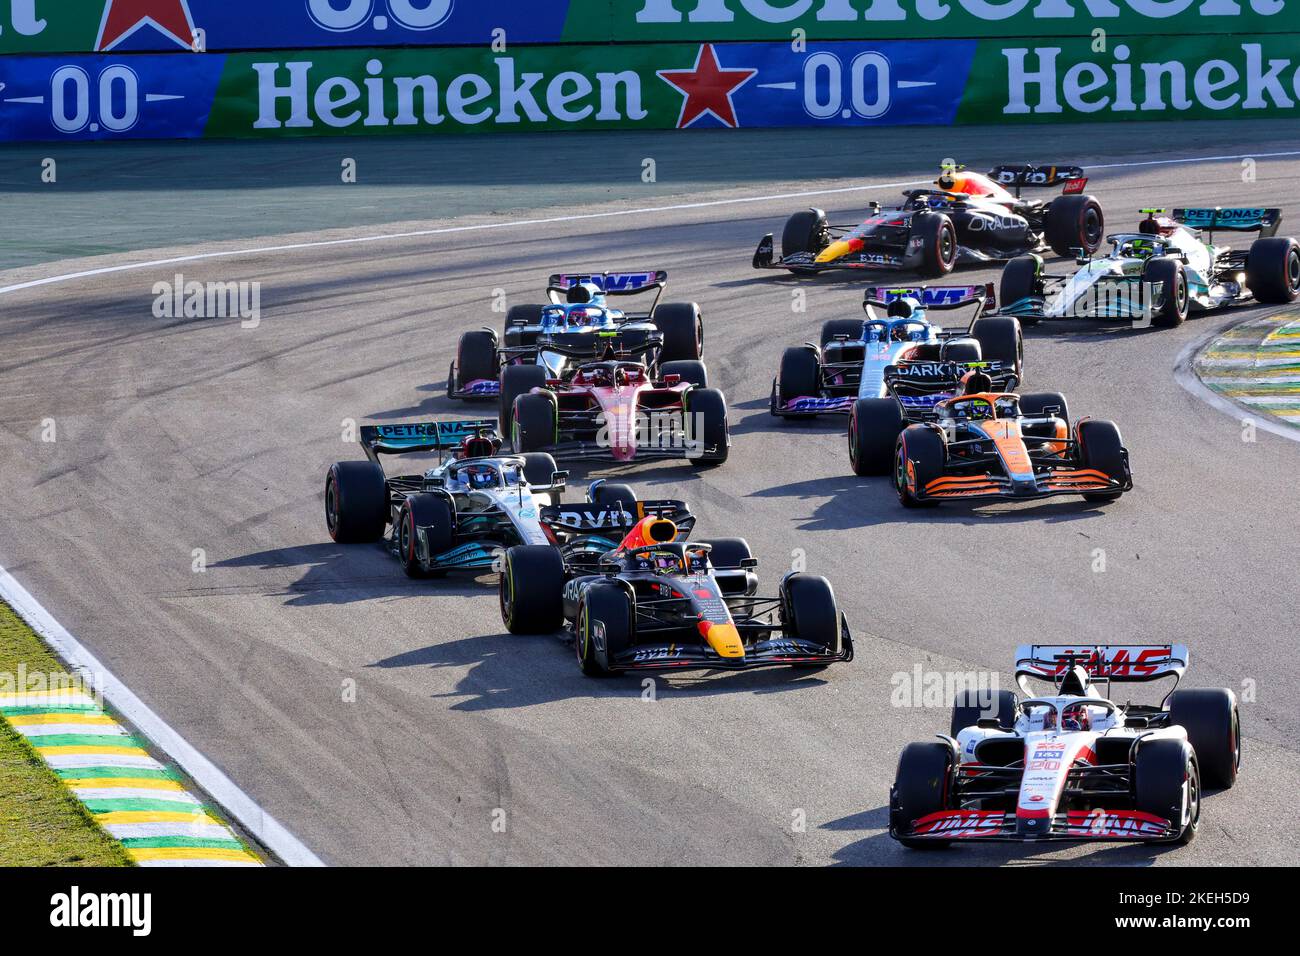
[306,0,454,33]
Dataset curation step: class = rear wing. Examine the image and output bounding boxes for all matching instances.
[884,359,1018,396]
[548,270,666,295]
[864,284,995,314]
[1015,644,1188,687]
[540,499,694,537]
[988,164,1087,197]
[1172,206,1281,236]
[359,419,497,464]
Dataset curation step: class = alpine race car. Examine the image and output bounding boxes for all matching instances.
[324,419,632,576]
[507,357,729,466]
[447,271,703,399]
[498,511,853,676]
[998,207,1300,327]
[849,369,1131,505]
[753,164,1103,278]
[891,644,1240,846]
[772,284,1022,417]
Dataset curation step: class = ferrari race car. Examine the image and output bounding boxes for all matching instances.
[849,369,1132,505]
[508,358,729,466]
[753,164,1103,278]
[998,207,1300,327]
[447,271,703,399]
[497,510,853,676]
[891,644,1241,846]
[771,284,1022,417]
[325,419,627,576]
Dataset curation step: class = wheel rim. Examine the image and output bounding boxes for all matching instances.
[895,444,908,497]
[940,225,955,265]
[325,476,339,533]
[1177,274,1188,313]
[400,508,413,563]
[576,603,588,663]
[1082,207,1102,248]
[499,559,514,623]
[1288,250,1300,292]
[1185,761,1200,828]
[848,414,858,465]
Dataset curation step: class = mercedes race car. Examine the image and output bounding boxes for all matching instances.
[325,419,635,576]
[849,369,1131,505]
[447,271,703,399]
[753,164,1103,278]
[508,357,729,466]
[891,644,1240,846]
[772,284,1022,417]
[498,510,853,676]
[998,207,1300,327]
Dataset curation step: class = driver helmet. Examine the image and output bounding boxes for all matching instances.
[459,433,498,460]
[887,297,920,320]
[461,463,496,489]
[1041,707,1058,732]
[653,552,680,573]
[1126,237,1159,259]
[1061,703,1092,732]
[565,281,601,305]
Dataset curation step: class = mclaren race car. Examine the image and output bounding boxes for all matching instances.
[998,207,1300,327]
[849,369,1131,505]
[325,419,634,576]
[772,284,1022,417]
[448,271,703,399]
[891,644,1240,846]
[753,164,1103,278]
[498,511,853,676]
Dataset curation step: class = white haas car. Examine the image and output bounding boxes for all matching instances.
[997,207,1300,327]
[890,645,1241,847]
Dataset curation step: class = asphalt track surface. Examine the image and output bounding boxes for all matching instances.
[2,127,1299,866]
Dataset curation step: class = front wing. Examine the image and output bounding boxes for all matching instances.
[896,808,1177,842]
[604,622,855,673]
[917,467,1130,502]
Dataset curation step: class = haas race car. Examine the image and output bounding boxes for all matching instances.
[772,284,1022,417]
[998,206,1300,327]
[849,368,1132,505]
[448,271,703,400]
[891,644,1241,846]
[754,163,1104,278]
[498,509,853,676]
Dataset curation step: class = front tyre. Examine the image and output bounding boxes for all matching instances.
[1076,418,1128,501]
[895,425,945,508]
[576,584,634,676]
[1135,738,1200,845]
[782,573,841,655]
[1143,257,1189,327]
[848,398,904,476]
[326,461,388,543]
[686,387,729,466]
[397,493,454,578]
[890,741,956,849]
[499,545,565,635]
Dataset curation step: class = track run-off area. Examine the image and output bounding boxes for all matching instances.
[1,123,1298,865]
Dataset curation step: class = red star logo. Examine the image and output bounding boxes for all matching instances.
[657,44,757,130]
[96,0,197,52]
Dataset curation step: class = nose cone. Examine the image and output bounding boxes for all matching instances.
[815,238,862,264]
[700,621,744,659]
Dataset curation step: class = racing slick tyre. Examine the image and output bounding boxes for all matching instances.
[894,425,945,508]
[576,583,634,677]
[1043,194,1104,257]
[782,573,841,656]
[970,316,1024,379]
[891,741,957,849]
[1168,688,1241,789]
[848,398,905,476]
[499,364,548,435]
[698,537,752,569]
[653,302,704,363]
[518,452,559,491]
[589,481,637,515]
[776,347,821,413]
[1019,391,1070,427]
[397,493,454,579]
[949,689,1019,736]
[1143,257,1189,327]
[500,545,566,635]
[503,304,545,342]
[455,329,498,396]
[1245,236,1300,304]
[326,461,388,544]
[1076,419,1127,502]
[999,255,1043,322]
[820,319,866,349]
[939,339,981,363]
[660,359,708,388]
[512,392,557,453]
[1135,738,1200,845]
[685,387,729,467]
[914,212,957,278]
[781,208,829,274]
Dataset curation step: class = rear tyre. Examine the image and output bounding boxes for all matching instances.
[783,573,841,654]
[518,452,558,491]
[653,303,703,363]
[512,392,557,453]
[781,208,829,267]
[1245,236,1300,304]
[820,319,866,349]
[1143,257,1189,327]
[949,689,1019,736]
[660,359,708,388]
[1076,419,1127,501]
[894,425,945,508]
[1019,391,1070,428]
[499,364,548,434]
[999,255,1043,320]
[1044,194,1104,257]
[1168,688,1241,789]
[590,481,637,514]
[686,387,729,466]
[397,493,454,578]
[891,741,956,849]
[914,213,957,278]
[1135,738,1200,845]
[576,584,634,676]
[940,339,981,364]
[503,304,545,339]
[697,537,752,570]
[848,398,905,476]
[499,545,565,635]
[455,330,498,392]
[776,347,821,413]
[970,315,1024,379]
[326,461,388,543]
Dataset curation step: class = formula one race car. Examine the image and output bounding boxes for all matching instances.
[447,271,703,399]
[325,419,623,576]
[498,511,853,676]
[772,284,1022,417]
[753,164,1103,278]
[998,207,1300,327]
[890,644,1241,846]
[508,358,729,466]
[850,369,1131,505]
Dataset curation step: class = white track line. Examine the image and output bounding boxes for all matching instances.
[1174,322,1300,445]
[0,567,326,866]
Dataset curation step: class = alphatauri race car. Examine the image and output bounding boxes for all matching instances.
[997,207,1300,327]
[850,370,1131,505]
[753,164,1103,278]
[772,284,1022,417]
[448,271,703,399]
[891,644,1240,846]
[325,420,637,576]
[497,511,853,676]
